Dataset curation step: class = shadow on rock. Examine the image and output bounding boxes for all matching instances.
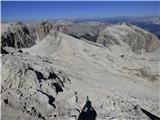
[141,108,160,120]
[78,96,97,120]
[37,89,56,108]
[52,83,63,95]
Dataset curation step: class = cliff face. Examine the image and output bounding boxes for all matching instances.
[1,21,55,49]
[97,23,160,53]
[35,21,54,40]
[1,22,37,48]
[56,23,107,42]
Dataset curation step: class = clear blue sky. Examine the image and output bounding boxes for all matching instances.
[1,1,159,22]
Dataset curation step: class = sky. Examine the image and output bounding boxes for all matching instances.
[1,1,159,22]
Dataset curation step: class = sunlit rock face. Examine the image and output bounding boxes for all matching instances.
[1,21,160,120]
[1,21,56,48]
[1,22,37,48]
[35,21,54,40]
[97,23,160,54]
[1,52,71,120]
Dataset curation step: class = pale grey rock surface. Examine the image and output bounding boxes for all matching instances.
[1,52,70,120]
[1,47,156,120]
[1,22,37,48]
[56,22,107,42]
[1,22,160,120]
[97,23,160,53]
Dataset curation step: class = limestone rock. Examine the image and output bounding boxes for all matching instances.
[1,52,70,120]
[1,22,37,48]
[97,23,160,53]
[35,20,54,40]
[1,21,160,120]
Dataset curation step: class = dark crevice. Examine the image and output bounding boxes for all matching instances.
[3,99,8,104]
[68,33,98,42]
[48,72,58,79]
[35,70,46,82]
[52,83,63,94]
[68,34,80,39]
[22,27,30,35]
[17,50,23,53]
[36,89,56,108]
[1,47,9,54]
[38,113,45,120]
[28,67,46,83]
[80,34,98,42]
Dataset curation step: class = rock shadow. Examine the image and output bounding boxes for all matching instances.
[37,89,56,108]
[52,83,63,94]
[1,47,9,54]
[141,108,160,120]
[28,67,46,83]
[48,72,59,79]
[35,70,46,83]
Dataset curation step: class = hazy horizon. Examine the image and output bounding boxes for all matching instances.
[2,16,159,23]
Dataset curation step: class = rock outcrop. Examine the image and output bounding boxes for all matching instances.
[97,23,160,53]
[1,21,56,49]
[1,52,71,120]
[58,22,107,42]
[35,20,54,40]
[1,22,37,48]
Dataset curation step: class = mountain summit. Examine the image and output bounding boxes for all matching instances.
[1,20,160,120]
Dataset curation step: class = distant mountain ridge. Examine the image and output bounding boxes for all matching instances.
[97,23,160,53]
[1,19,159,54]
[73,16,160,39]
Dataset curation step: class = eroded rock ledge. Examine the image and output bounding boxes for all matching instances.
[1,52,71,120]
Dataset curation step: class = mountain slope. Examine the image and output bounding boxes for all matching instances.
[24,30,160,119]
[97,23,160,53]
[2,23,160,120]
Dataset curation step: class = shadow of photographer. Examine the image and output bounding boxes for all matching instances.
[78,96,97,120]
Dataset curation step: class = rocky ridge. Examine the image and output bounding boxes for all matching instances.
[1,22,37,48]
[1,52,71,120]
[97,23,160,53]
[1,21,160,120]
[1,21,56,49]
